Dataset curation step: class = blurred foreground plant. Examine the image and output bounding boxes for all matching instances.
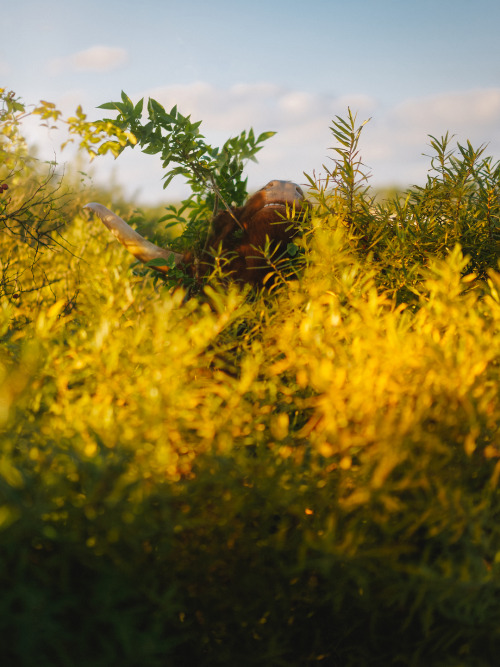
[2,200,500,664]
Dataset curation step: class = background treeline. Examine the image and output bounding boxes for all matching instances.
[1,91,500,666]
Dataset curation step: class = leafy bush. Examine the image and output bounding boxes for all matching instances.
[1,100,500,666]
[0,90,74,298]
[308,110,500,304]
[56,91,276,258]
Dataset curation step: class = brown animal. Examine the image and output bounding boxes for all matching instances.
[84,180,306,284]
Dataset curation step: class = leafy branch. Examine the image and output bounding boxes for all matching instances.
[44,91,276,251]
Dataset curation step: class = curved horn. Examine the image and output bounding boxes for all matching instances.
[84,203,183,273]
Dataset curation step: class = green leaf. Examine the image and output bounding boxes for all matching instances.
[97,102,121,111]
[146,256,175,268]
[257,131,276,143]
[134,98,144,116]
[120,91,134,108]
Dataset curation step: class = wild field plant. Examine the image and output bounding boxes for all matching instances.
[1,95,500,666]
[0,89,76,298]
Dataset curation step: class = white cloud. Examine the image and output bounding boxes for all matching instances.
[72,46,128,72]
[143,82,377,135]
[49,46,128,75]
[362,88,500,185]
[392,89,500,131]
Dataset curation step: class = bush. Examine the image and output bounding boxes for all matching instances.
[1,103,500,666]
[0,90,76,298]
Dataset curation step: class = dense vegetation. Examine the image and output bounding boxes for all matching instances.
[1,90,500,666]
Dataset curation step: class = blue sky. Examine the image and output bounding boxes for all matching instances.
[2,0,500,202]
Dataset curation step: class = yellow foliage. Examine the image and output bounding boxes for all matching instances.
[2,192,500,665]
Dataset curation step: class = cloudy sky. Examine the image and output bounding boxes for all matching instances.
[2,0,500,203]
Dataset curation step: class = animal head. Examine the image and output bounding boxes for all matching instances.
[84,180,307,284]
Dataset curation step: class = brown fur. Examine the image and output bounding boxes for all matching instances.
[198,181,306,283]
